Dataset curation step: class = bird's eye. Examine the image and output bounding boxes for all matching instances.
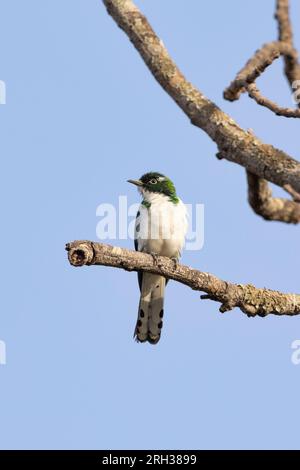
[149,179,157,185]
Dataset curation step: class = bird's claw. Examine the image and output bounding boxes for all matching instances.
[171,257,178,270]
[150,253,178,270]
[150,252,159,266]
[150,252,164,269]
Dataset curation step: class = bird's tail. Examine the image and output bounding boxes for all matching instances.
[134,273,165,344]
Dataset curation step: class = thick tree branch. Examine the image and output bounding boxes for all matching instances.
[247,171,300,223]
[102,0,300,194]
[66,241,300,317]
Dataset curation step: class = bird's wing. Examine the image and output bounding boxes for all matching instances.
[134,209,143,291]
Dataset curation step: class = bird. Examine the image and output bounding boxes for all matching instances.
[127,172,188,344]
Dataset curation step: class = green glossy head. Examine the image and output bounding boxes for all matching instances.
[127,172,179,202]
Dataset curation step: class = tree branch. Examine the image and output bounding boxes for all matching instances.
[224,1,300,115]
[66,241,300,317]
[247,171,300,223]
[223,40,300,117]
[102,0,300,195]
[222,1,300,222]
[275,0,300,87]
[247,83,300,118]
[284,183,300,202]
[224,41,297,103]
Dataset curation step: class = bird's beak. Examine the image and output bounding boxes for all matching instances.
[127,179,143,187]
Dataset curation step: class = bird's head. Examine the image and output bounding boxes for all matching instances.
[127,172,178,199]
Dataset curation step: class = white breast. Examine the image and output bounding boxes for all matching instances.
[135,192,188,259]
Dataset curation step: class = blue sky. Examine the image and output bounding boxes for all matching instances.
[0,0,300,450]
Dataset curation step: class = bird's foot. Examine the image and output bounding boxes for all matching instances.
[150,252,159,266]
[150,252,164,269]
[171,256,178,271]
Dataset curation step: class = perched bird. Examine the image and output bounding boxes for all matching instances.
[128,172,188,344]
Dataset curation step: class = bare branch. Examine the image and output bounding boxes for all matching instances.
[222,1,300,221]
[275,0,300,86]
[66,241,300,317]
[247,172,300,223]
[224,41,300,117]
[225,1,300,116]
[224,41,297,102]
[102,0,300,194]
[284,183,300,202]
[276,0,293,43]
[247,83,300,118]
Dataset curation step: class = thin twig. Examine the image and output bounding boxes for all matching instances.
[224,1,300,114]
[224,41,297,102]
[284,184,300,202]
[223,1,300,221]
[247,83,300,118]
[275,0,300,87]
